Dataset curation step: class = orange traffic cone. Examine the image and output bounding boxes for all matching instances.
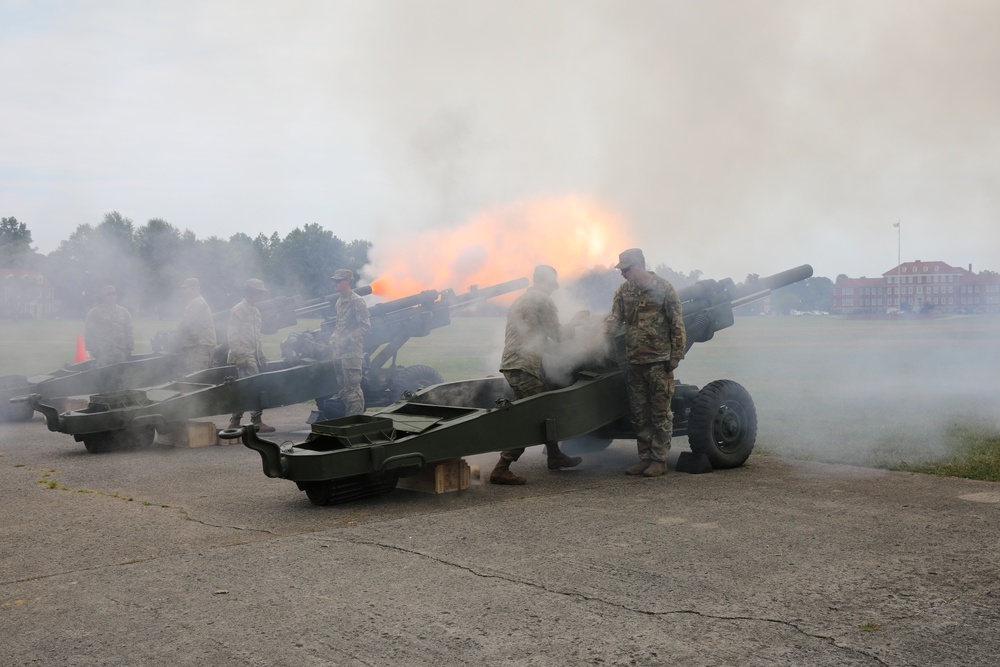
[75,333,89,363]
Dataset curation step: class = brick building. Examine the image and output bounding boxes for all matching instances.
[831,260,1000,315]
[0,268,58,318]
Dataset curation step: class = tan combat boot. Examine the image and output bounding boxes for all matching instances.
[546,445,583,470]
[625,460,650,475]
[227,416,242,430]
[490,459,526,485]
[643,461,667,477]
[253,421,277,434]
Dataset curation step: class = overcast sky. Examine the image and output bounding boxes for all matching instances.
[2,0,998,282]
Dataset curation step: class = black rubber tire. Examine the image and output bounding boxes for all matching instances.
[302,473,400,506]
[687,379,757,469]
[82,425,156,454]
[82,432,118,454]
[389,365,443,400]
[561,434,613,454]
[123,425,156,449]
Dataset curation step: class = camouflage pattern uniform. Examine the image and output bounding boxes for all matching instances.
[174,294,217,375]
[227,298,266,424]
[497,286,562,462]
[328,290,371,416]
[84,303,134,368]
[606,273,686,463]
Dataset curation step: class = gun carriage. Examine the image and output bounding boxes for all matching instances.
[0,287,369,423]
[225,265,815,505]
[24,278,528,452]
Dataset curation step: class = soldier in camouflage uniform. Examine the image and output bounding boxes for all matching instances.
[490,265,585,485]
[173,277,217,375]
[328,269,371,417]
[84,285,134,368]
[605,248,686,478]
[227,278,275,433]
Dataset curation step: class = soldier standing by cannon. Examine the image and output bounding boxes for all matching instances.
[227,278,275,433]
[490,265,584,485]
[328,269,371,417]
[84,285,134,368]
[172,277,216,375]
[605,248,686,478]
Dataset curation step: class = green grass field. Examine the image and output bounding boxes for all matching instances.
[4,313,1000,480]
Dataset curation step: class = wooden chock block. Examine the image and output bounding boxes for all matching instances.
[397,458,472,494]
[156,420,218,448]
[51,397,90,414]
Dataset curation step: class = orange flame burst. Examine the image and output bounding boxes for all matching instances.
[366,195,633,299]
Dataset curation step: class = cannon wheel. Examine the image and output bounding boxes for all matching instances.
[390,365,443,400]
[1,401,35,423]
[687,379,757,469]
[301,473,400,506]
[82,425,157,454]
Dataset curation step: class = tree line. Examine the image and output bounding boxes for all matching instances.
[1,213,371,318]
[1,213,834,319]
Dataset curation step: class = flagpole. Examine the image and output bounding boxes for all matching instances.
[895,221,901,311]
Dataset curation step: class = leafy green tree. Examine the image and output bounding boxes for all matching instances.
[269,224,350,298]
[136,218,184,309]
[0,216,36,267]
[652,264,702,290]
[42,212,142,316]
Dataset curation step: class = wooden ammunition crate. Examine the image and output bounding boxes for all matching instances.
[397,458,472,494]
[50,397,90,413]
[156,420,218,448]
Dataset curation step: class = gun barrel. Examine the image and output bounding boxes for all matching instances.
[368,290,440,319]
[450,277,530,308]
[294,285,374,317]
[731,264,814,306]
[754,264,814,293]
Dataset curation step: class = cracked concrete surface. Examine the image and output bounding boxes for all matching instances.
[2,403,999,666]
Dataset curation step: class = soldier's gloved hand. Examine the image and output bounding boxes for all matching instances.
[667,358,680,372]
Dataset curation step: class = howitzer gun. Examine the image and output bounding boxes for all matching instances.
[26,277,529,453]
[282,277,530,416]
[2,353,180,422]
[4,287,378,424]
[226,264,814,506]
[150,286,375,355]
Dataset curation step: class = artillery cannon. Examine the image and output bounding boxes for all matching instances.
[2,354,181,422]
[282,277,531,418]
[149,285,375,354]
[26,278,529,452]
[2,287,372,423]
[225,264,814,506]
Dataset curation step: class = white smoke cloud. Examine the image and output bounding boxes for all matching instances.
[1,0,998,282]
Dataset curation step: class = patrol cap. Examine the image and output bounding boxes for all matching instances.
[179,277,200,289]
[245,278,268,292]
[615,248,645,270]
[330,269,353,282]
[100,285,116,295]
[533,265,558,288]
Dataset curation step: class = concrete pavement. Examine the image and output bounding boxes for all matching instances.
[2,404,999,666]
